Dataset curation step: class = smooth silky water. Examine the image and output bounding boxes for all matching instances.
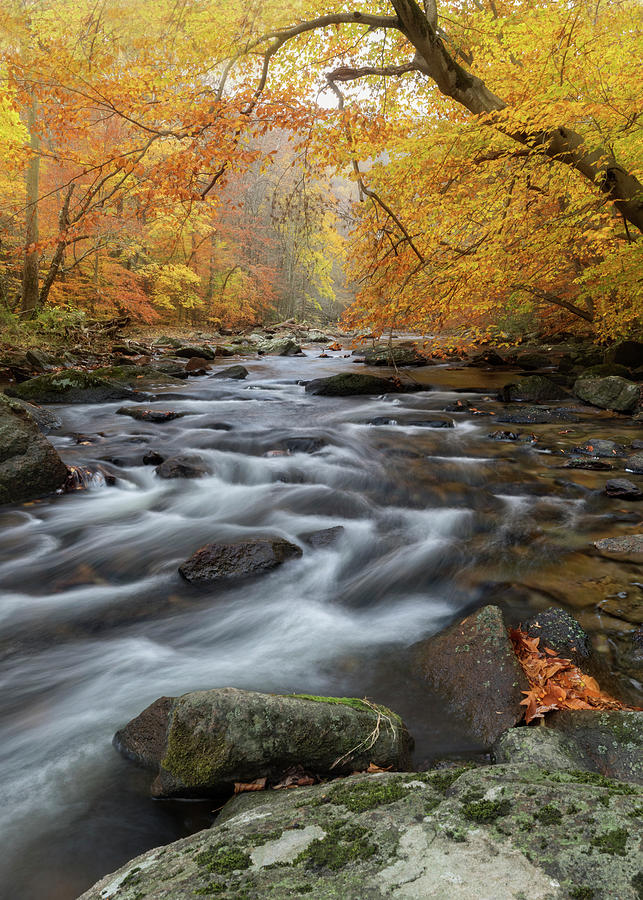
[0,351,639,898]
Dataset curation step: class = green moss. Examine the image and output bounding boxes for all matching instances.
[536,804,563,825]
[591,827,628,857]
[119,867,142,888]
[547,770,639,795]
[328,776,408,812]
[631,871,643,900]
[195,845,251,874]
[161,716,227,787]
[569,887,594,900]
[286,694,401,722]
[294,823,376,871]
[194,883,224,896]
[421,766,470,794]
[424,797,442,814]
[462,799,512,823]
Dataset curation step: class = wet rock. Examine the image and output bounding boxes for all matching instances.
[184,356,213,372]
[444,398,471,412]
[521,608,591,665]
[79,763,643,900]
[155,456,208,479]
[514,350,553,370]
[579,363,632,379]
[151,358,188,378]
[114,687,411,798]
[300,525,344,548]
[407,418,454,428]
[369,416,398,426]
[142,450,165,466]
[612,628,643,681]
[496,406,580,425]
[625,452,643,474]
[594,535,643,563]
[488,430,520,441]
[174,344,216,360]
[93,364,185,387]
[25,348,58,371]
[466,349,506,367]
[413,605,529,746]
[215,345,236,357]
[495,709,643,783]
[279,436,326,454]
[179,538,302,584]
[600,593,643,625]
[605,479,643,501]
[305,373,422,396]
[0,394,69,505]
[604,339,643,369]
[574,375,639,413]
[211,365,248,380]
[10,399,62,431]
[116,407,187,422]
[501,376,571,403]
[358,346,428,367]
[5,369,136,404]
[257,337,301,356]
[571,439,627,458]
[565,458,613,471]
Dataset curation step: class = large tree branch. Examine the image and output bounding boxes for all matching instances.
[512,283,594,322]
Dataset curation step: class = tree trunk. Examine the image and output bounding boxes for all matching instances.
[38,184,74,308]
[21,103,40,317]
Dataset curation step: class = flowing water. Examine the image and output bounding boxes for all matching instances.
[1,351,641,899]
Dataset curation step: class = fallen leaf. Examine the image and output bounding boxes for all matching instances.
[233,777,267,794]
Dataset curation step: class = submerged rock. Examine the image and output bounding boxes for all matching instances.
[179,538,302,583]
[625,452,643,474]
[574,375,639,413]
[116,407,187,422]
[571,439,627,458]
[155,456,208,479]
[114,687,412,798]
[300,525,344,548]
[501,376,571,403]
[5,369,136,403]
[279,436,326,453]
[413,605,528,746]
[0,394,68,504]
[496,406,580,425]
[593,535,643,563]
[305,373,422,396]
[79,763,643,900]
[605,479,643,501]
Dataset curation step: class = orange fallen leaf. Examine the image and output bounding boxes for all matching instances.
[233,777,267,794]
[367,762,393,773]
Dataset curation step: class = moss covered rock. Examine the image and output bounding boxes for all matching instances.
[0,393,68,504]
[79,763,643,899]
[413,605,529,746]
[358,346,429,367]
[5,369,137,403]
[574,376,640,413]
[114,688,413,798]
[305,373,422,396]
[93,364,185,386]
[501,376,571,403]
[179,538,302,583]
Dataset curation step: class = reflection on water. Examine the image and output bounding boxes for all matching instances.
[0,352,640,898]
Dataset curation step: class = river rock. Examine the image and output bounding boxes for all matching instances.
[565,458,613,470]
[413,605,528,746]
[151,358,189,378]
[593,535,643,563]
[257,337,301,356]
[359,346,428,367]
[114,688,412,798]
[155,455,208,479]
[279,436,326,453]
[501,376,571,403]
[604,339,643,369]
[466,349,506,367]
[571,439,627,458]
[574,375,640,413]
[0,394,68,504]
[514,350,554,370]
[25,348,58,371]
[117,407,187,422]
[605,479,643,501]
[184,356,212,373]
[521,608,591,665]
[78,762,643,900]
[407,417,455,428]
[174,344,216,360]
[5,369,137,403]
[625,452,643,474]
[211,365,248,379]
[300,525,344,548]
[305,373,421,396]
[179,538,302,583]
[495,710,643,783]
[579,363,632,380]
[496,406,580,425]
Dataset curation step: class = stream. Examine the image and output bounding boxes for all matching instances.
[1,351,641,899]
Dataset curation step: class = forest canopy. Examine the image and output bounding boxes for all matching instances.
[1,0,641,342]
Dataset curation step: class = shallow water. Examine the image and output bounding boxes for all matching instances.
[1,351,641,898]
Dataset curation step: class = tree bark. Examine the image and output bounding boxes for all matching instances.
[21,102,40,317]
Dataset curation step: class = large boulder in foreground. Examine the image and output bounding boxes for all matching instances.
[179,538,302,583]
[414,606,528,746]
[114,688,412,798]
[79,763,643,900]
[0,394,68,504]
[305,373,422,396]
[5,369,136,403]
[574,375,639,413]
[495,710,643,784]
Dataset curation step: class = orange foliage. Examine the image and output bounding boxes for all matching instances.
[510,628,639,725]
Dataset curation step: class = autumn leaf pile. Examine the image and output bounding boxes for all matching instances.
[510,628,637,724]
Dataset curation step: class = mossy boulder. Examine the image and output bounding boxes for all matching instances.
[79,763,643,899]
[211,365,248,379]
[578,363,632,380]
[501,376,571,403]
[0,393,68,504]
[522,608,591,666]
[413,605,529,746]
[174,344,216,360]
[358,345,428,367]
[305,373,422,396]
[604,339,643,369]
[179,538,302,583]
[114,688,413,799]
[574,376,640,413]
[93,364,185,386]
[5,369,136,404]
